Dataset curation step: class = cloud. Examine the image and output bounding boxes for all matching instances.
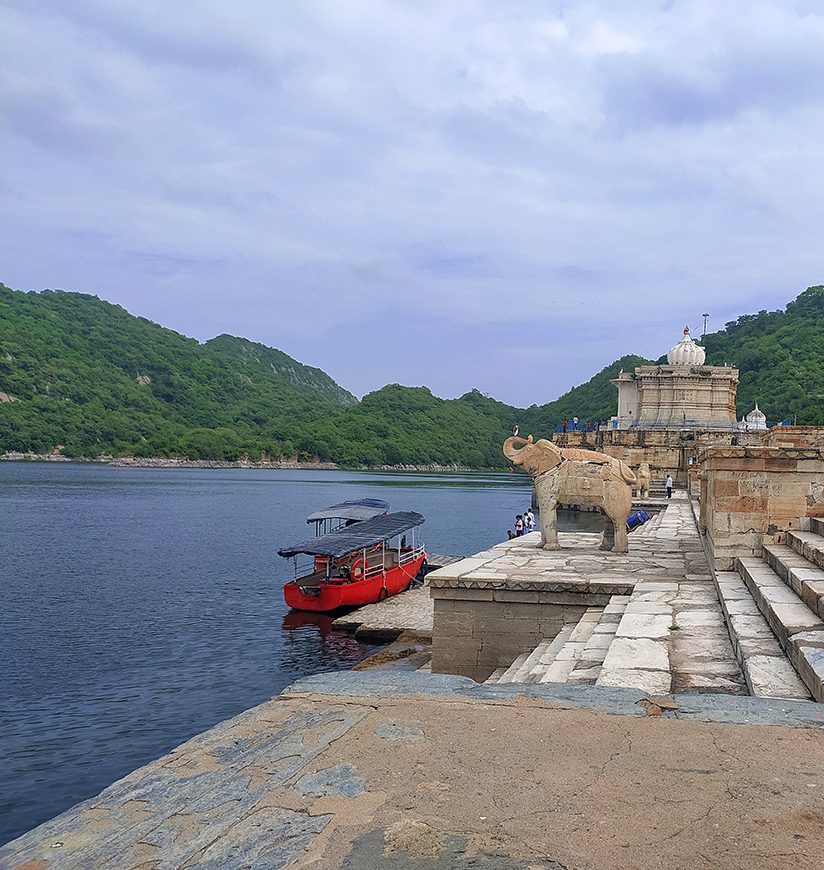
[2,0,824,407]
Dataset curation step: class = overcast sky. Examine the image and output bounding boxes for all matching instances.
[3,1,824,407]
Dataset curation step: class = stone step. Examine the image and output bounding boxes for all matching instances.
[535,608,603,684]
[493,652,531,684]
[564,596,629,685]
[483,666,507,684]
[713,571,810,700]
[509,624,576,684]
[595,581,675,695]
[514,634,564,683]
[788,529,824,573]
[763,543,824,621]
[811,517,824,537]
[737,557,824,702]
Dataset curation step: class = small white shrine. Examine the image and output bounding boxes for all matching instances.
[738,403,768,431]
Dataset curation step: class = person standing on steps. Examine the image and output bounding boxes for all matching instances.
[666,474,673,499]
[514,514,524,536]
[524,508,535,533]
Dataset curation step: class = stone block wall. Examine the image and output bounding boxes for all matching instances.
[552,429,752,485]
[698,445,824,570]
[762,426,824,448]
[430,589,605,682]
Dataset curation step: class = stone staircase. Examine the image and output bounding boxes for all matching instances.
[486,596,629,685]
[468,497,824,705]
[730,521,824,702]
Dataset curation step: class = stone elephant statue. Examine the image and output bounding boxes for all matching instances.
[503,435,637,553]
[635,462,651,498]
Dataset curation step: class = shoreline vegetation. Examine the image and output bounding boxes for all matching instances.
[0,452,475,473]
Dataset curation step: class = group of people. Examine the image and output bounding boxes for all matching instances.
[508,508,535,539]
[559,417,606,433]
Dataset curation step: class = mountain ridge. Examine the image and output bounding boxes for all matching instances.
[2,283,823,465]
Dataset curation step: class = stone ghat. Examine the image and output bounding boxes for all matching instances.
[427,494,812,696]
[4,671,824,870]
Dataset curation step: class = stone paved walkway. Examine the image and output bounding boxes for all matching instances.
[597,494,747,695]
[5,671,824,870]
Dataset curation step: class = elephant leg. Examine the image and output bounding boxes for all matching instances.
[599,519,614,551]
[535,472,560,550]
[612,518,629,554]
[541,506,560,550]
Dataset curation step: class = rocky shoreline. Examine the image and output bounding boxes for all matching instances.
[0,452,475,473]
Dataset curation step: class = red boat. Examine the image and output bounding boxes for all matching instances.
[278,510,426,612]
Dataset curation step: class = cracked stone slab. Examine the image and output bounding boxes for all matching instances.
[0,702,367,869]
[601,637,670,672]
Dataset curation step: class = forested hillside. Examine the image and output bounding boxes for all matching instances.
[1,283,823,466]
[700,286,824,424]
[520,355,653,433]
[0,286,352,460]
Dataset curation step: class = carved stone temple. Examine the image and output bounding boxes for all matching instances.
[611,327,738,430]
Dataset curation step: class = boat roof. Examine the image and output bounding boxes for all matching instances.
[279,511,425,558]
[305,498,389,524]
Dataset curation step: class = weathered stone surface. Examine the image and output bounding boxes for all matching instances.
[614,613,673,639]
[597,668,672,693]
[295,763,366,798]
[334,586,433,640]
[744,655,811,700]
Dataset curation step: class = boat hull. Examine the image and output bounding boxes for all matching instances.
[283,555,426,612]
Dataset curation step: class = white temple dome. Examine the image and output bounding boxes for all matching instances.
[667,326,706,366]
[746,403,767,424]
[738,403,767,431]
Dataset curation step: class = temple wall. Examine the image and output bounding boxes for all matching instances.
[698,445,824,570]
[552,429,764,486]
[761,426,824,448]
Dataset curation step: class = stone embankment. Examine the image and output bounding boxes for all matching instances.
[107,457,339,470]
[3,671,824,870]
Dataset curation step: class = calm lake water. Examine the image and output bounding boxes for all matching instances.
[0,462,602,844]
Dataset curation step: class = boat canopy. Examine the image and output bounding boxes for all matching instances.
[279,511,424,559]
[305,498,389,524]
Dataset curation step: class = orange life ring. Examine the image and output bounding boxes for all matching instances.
[349,557,369,580]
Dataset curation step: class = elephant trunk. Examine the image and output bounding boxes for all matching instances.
[503,435,530,462]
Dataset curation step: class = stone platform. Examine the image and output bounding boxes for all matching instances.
[332,586,434,641]
[5,671,824,870]
[427,494,750,689]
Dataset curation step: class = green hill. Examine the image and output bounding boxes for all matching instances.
[0,285,351,459]
[520,355,653,434]
[2,282,824,466]
[700,285,824,424]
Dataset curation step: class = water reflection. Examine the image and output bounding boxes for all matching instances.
[279,611,374,672]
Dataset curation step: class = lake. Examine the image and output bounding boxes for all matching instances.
[0,462,602,844]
